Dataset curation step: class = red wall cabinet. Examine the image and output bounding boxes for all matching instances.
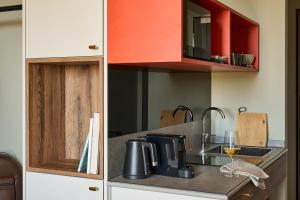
[108,0,259,72]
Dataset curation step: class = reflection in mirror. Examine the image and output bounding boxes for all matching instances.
[184,0,211,61]
[108,67,211,138]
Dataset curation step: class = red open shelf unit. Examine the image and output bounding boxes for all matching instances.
[108,0,259,72]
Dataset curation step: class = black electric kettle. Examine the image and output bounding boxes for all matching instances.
[123,139,158,179]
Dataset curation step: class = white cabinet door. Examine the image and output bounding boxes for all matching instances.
[26,172,103,200]
[26,0,103,58]
[109,186,220,200]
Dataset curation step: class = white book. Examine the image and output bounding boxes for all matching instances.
[90,113,100,175]
[87,118,94,174]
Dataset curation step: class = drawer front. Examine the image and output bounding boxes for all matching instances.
[26,172,103,200]
[230,153,287,200]
[230,184,259,200]
[109,186,220,200]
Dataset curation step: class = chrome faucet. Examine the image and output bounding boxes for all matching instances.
[172,105,194,122]
[201,107,226,153]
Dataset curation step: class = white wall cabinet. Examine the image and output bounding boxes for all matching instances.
[26,172,103,200]
[25,0,103,58]
[109,186,221,200]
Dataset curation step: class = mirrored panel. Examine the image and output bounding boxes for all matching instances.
[108,67,211,138]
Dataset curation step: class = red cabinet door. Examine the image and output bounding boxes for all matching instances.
[108,0,183,64]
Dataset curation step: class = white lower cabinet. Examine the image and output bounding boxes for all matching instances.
[109,186,219,200]
[26,172,103,200]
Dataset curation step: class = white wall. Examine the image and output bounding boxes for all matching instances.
[212,1,287,199]
[0,0,21,7]
[0,10,22,162]
[212,0,286,143]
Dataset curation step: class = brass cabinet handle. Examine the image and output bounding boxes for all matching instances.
[240,193,252,199]
[89,186,99,191]
[89,45,99,50]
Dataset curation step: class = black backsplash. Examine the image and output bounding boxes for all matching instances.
[108,66,211,138]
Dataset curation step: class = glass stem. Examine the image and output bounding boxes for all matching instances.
[231,157,234,175]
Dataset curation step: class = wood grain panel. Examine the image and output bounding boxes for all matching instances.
[28,63,43,166]
[64,64,100,159]
[236,112,268,147]
[98,60,104,179]
[160,110,186,128]
[29,64,65,165]
[27,56,101,64]
[26,57,104,179]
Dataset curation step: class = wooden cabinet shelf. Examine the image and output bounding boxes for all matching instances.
[26,56,104,179]
[27,167,102,180]
[108,0,259,72]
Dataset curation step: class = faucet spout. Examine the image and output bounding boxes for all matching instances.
[201,107,226,152]
[173,105,194,122]
[201,107,225,121]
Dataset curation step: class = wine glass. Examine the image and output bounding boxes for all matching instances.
[223,131,240,177]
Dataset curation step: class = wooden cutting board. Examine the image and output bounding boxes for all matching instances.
[160,110,186,128]
[236,112,268,147]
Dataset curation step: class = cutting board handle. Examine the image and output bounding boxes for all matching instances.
[238,106,248,114]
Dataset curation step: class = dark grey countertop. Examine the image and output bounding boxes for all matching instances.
[109,147,287,197]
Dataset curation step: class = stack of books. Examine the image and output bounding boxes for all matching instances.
[77,112,100,174]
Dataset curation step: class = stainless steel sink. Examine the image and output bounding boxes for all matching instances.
[205,145,272,157]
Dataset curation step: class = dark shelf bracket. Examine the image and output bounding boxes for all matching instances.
[0,5,22,13]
